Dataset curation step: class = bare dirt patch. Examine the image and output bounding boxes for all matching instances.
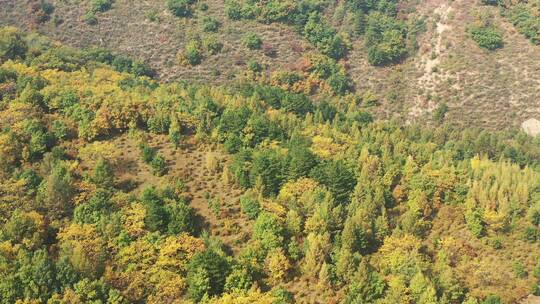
[521,118,540,137]
[107,133,252,253]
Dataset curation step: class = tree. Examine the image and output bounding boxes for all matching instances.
[54,256,80,289]
[54,278,126,303]
[287,145,318,180]
[365,12,407,66]
[345,261,386,304]
[264,248,291,285]
[218,106,251,137]
[310,160,355,203]
[91,158,115,188]
[245,114,284,147]
[230,149,253,188]
[150,154,168,176]
[303,13,349,60]
[169,117,183,149]
[281,93,313,116]
[187,250,231,302]
[378,234,425,281]
[141,187,168,232]
[240,193,261,220]
[465,206,486,238]
[224,266,254,293]
[139,143,156,163]
[37,163,75,218]
[250,149,286,196]
[0,131,22,178]
[253,212,286,252]
[73,189,112,225]
[58,224,107,278]
[16,249,57,302]
[3,210,46,249]
[0,274,21,304]
[166,200,196,235]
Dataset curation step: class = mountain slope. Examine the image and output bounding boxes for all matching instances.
[1,0,539,130]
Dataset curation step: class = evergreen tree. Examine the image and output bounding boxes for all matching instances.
[187,250,230,302]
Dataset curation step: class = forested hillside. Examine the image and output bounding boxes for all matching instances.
[1,25,540,304]
[1,0,539,130]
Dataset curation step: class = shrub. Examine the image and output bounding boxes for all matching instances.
[247,60,263,73]
[202,16,220,32]
[146,9,161,22]
[468,25,504,50]
[481,0,500,5]
[533,284,540,296]
[139,143,156,163]
[183,39,203,65]
[91,0,112,12]
[242,33,262,50]
[506,5,540,45]
[225,1,243,20]
[199,3,209,11]
[29,0,55,23]
[131,61,154,77]
[482,295,502,304]
[0,27,28,62]
[512,262,527,278]
[433,103,449,122]
[83,11,98,25]
[167,0,195,18]
[524,226,539,242]
[203,36,223,55]
[111,55,132,72]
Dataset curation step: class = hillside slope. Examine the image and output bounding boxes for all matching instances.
[1,0,539,130]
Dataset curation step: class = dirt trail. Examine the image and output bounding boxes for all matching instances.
[419,4,453,85]
[521,295,540,304]
[408,2,453,122]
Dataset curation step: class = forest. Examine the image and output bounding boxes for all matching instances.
[0,1,540,303]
